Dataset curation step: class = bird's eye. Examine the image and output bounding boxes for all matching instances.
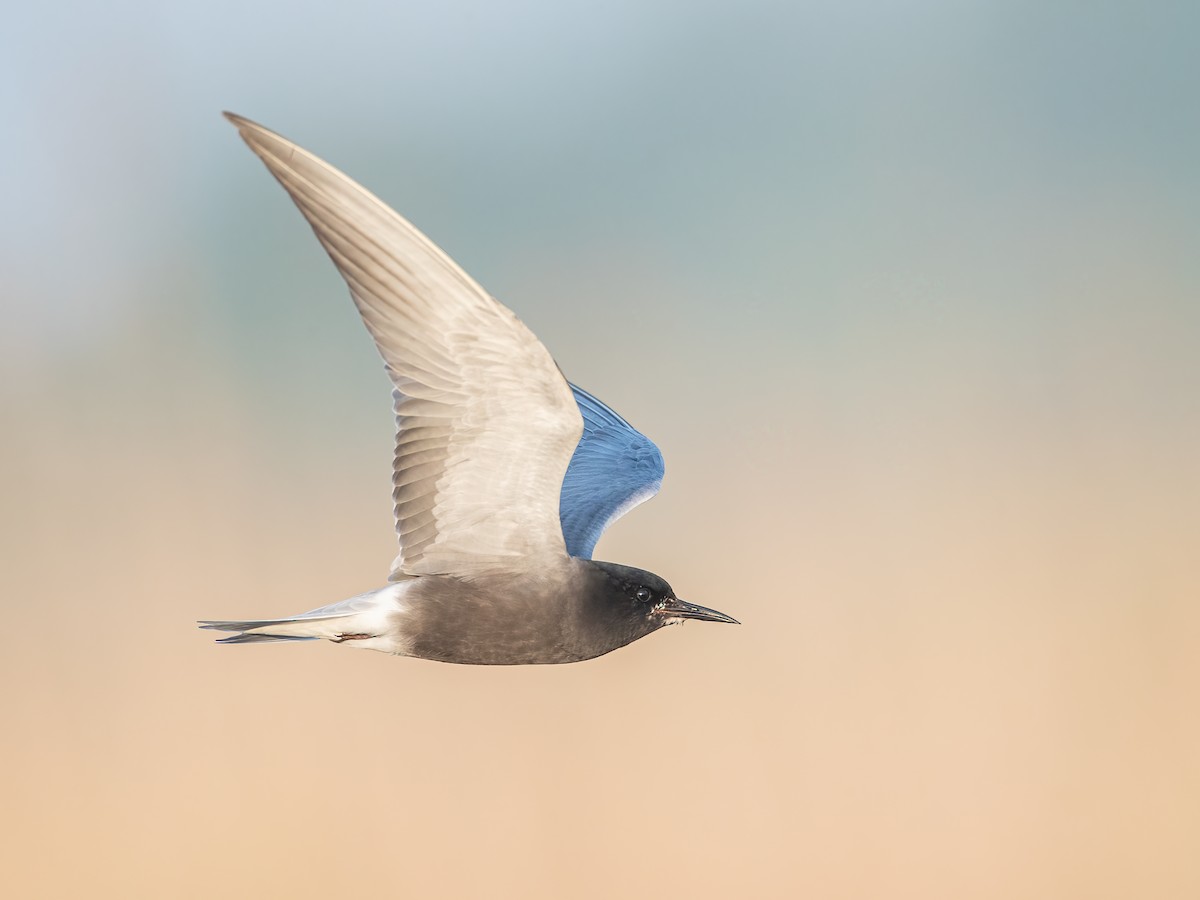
[635,588,652,602]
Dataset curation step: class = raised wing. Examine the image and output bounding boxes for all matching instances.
[559,384,664,559]
[227,114,583,577]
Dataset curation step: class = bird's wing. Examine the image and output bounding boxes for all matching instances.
[559,384,664,559]
[227,114,583,577]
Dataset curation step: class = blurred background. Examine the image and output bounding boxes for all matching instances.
[2,2,1198,897]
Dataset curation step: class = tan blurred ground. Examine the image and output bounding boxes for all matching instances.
[2,309,1197,898]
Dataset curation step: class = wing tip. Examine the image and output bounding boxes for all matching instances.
[222,110,262,136]
[223,110,281,148]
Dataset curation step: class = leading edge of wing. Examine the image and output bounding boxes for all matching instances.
[559,384,665,560]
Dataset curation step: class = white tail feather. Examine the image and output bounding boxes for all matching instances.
[199,583,409,650]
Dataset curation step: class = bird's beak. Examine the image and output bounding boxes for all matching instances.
[657,597,740,625]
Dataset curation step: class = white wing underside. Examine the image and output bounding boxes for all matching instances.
[228,115,583,577]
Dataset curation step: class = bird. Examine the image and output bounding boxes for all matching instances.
[199,114,738,665]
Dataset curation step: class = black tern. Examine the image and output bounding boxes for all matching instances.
[200,114,738,665]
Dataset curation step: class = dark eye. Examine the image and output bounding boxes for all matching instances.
[635,587,652,602]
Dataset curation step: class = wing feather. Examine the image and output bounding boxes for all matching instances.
[227,114,582,576]
[559,385,664,559]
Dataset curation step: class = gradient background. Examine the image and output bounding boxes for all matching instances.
[3,2,1198,897]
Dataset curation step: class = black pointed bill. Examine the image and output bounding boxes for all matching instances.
[657,598,740,625]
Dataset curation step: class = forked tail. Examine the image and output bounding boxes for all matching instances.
[198,584,406,648]
[198,613,359,644]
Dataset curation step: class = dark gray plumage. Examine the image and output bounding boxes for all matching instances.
[198,114,737,665]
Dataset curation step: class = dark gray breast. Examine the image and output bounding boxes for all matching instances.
[401,559,664,665]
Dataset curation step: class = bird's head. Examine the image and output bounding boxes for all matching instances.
[584,561,739,650]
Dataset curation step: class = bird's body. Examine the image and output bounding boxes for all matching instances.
[200,114,736,665]
[205,559,714,665]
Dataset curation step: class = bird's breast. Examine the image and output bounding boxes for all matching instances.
[398,570,593,665]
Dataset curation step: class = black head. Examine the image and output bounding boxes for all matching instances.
[580,561,739,654]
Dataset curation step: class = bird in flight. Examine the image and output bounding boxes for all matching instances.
[200,114,738,665]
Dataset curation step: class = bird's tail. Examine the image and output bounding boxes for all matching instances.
[198,585,405,646]
[198,613,357,644]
